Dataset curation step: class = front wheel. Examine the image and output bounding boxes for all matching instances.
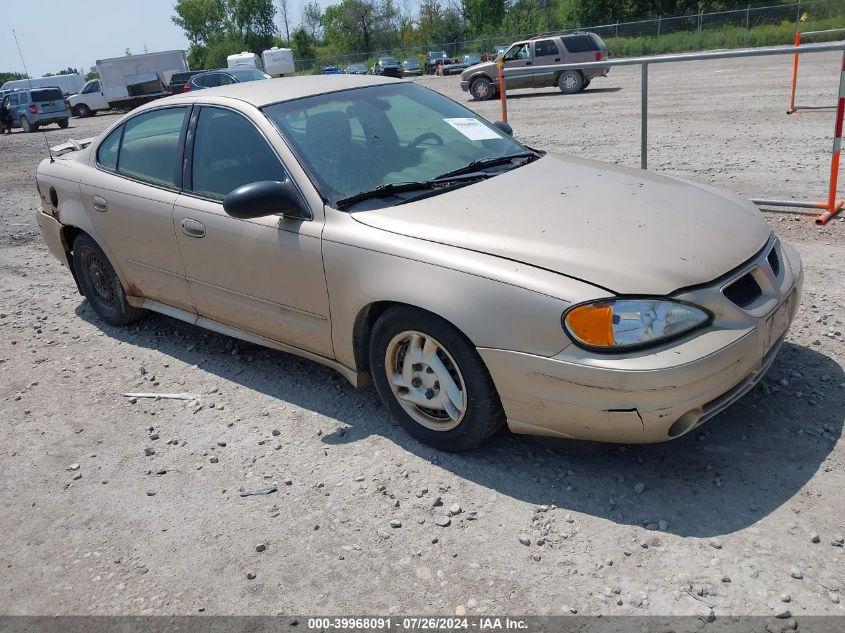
[470,77,495,101]
[72,233,147,326]
[58,119,69,129]
[75,104,92,118]
[369,306,506,451]
[558,70,583,94]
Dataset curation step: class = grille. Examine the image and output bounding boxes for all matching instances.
[767,247,780,277]
[723,273,762,307]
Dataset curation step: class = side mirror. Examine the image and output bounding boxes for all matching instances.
[223,180,311,220]
[493,120,513,136]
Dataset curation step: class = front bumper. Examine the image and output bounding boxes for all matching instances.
[460,80,469,92]
[480,238,803,443]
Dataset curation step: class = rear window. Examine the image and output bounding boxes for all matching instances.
[32,88,63,102]
[170,72,197,83]
[562,35,597,53]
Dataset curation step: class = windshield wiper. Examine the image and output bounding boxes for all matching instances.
[335,173,489,210]
[434,151,540,180]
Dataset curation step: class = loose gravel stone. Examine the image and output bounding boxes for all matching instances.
[780,594,791,603]
[434,516,451,527]
[246,572,256,580]
[709,538,722,549]
[67,463,80,471]
[449,503,462,515]
[518,535,531,546]
[633,482,645,494]
[390,519,402,528]
[789,566,803,580]
[144,448,155,457]
[810,533,821,543]
[209,456,219,464]
[721,575,731,583]
[256,544,266,552]
[773,606,791,619]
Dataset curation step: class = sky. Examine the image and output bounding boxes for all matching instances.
[2,0,364,78]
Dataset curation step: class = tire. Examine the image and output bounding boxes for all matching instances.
[72,233,147,326]
[58,119,69,129]
[558,70,583,94]
[582,78,591,90]
[76,104,92,118]
[20,116,34,133]
[369,306,506,452]
[470,77,495,101]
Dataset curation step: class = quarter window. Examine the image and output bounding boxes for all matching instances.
[97,125,122,170]
[562,35,596,53]
[534,40,560,57]
[117,107,186,187]
[191,107,286,200]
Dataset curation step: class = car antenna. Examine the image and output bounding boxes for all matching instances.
[12,27,54,163]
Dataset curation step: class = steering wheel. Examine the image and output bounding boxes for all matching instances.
[407,132,444,151]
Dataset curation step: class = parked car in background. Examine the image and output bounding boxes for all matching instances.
[346,64,369,75]
[443,53,481,76]
[4,87,70,132]
[401,59,422,77]
[35,76,801,452]
[185,68,271,91]
[167,71,203,94]
[373,57,402,78]
[425,51,451,74]
[320,65,343,75]
[461,32,609,100]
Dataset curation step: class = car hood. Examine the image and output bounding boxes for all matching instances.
[350,154,771,295]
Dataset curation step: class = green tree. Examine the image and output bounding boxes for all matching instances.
[0,71,27,84]
[290,27,316,60]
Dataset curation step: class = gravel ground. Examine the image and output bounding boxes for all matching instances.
[1,52,844,621]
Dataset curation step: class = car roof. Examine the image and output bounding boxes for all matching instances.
[164,75,402,108]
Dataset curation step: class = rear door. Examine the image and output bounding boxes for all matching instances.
[531,39,562,86]
[31,88,66,116]
[79,105,194,311]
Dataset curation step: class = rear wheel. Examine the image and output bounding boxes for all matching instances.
[20,116,34,133]
[58,119,69,129]
[75,104,92,118]
[72,233,147,326]
[558,70,583,94]
[369,306,506,452]
[470,77,495,101]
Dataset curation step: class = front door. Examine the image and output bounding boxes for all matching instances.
[173,105,333,357]
[502,42,533,90]
[79,105,193,311]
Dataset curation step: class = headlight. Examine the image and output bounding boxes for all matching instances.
[563,299,710,351]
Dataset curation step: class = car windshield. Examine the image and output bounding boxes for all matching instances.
[403,60,418,66]
[264,83,530,209]
[230,68,270,82]
[380,58,397,65]
[464,55,481,63]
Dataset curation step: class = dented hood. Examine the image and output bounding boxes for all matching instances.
[351,154,771,295]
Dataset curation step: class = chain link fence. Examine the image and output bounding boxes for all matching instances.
[295,0,844,73]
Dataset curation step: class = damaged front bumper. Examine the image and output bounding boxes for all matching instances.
[479,239,803,443]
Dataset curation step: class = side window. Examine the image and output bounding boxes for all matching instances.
[534,39,560,58]
[191,107,286,200]
[203,74,222,87]
[219,74,236,85]
[97,125,123,170]
[562,35,596,53]
[9,94,18,106]
[118,107,186,187]
[504,43,530,61]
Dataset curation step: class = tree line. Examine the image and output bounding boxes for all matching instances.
[173,0,823,68]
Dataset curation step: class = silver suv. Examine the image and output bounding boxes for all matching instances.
[460,32,610,100]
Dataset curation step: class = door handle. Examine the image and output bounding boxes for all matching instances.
[555,58,560,62]
[525,61,532,65]
[92,195,107,212]
[180,218,206,238]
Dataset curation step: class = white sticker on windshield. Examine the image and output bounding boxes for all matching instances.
[443,118,502,141]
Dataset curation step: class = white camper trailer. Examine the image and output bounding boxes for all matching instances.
[262,48,295,77]
[1,73,84,96]
[227,52,263,71]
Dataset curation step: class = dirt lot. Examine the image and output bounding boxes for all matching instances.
[1,52,844,621]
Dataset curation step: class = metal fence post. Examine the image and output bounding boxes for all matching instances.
[615,20,619,38]
[746,4,751,30]
[657,15,662,38]
[641,63,648,170]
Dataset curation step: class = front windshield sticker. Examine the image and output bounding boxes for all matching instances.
[443,118,502,141]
